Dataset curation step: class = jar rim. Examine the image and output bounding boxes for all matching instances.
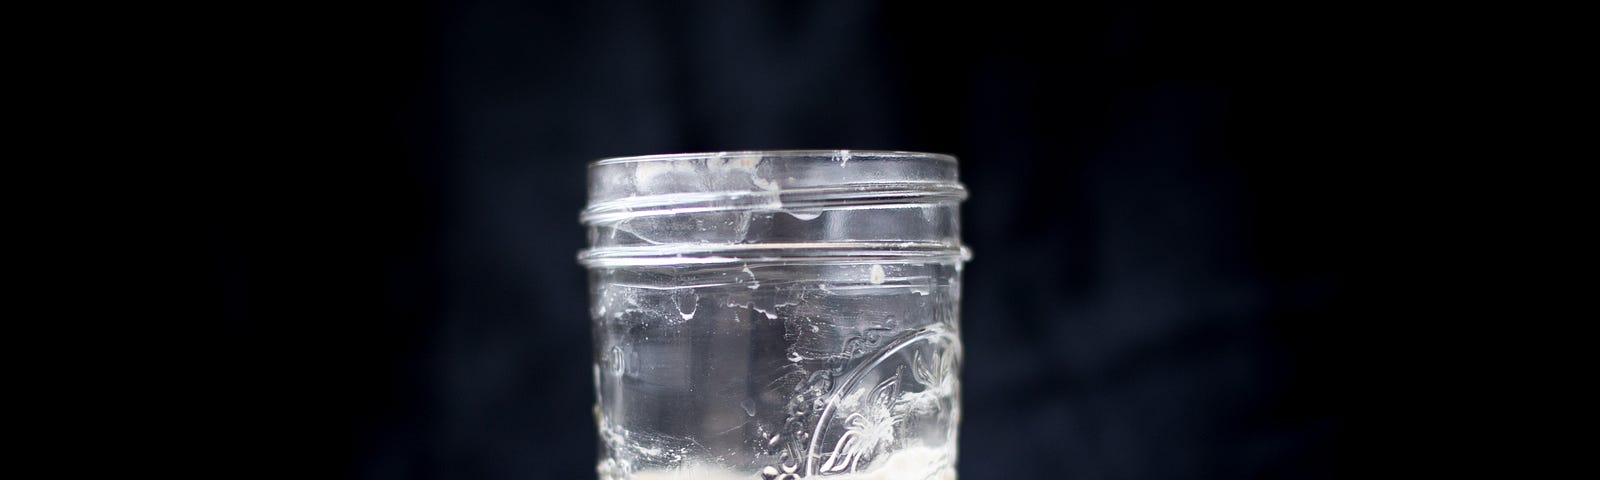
[590,149,956,167]
[579,150,968,267]
[583,150,963,219]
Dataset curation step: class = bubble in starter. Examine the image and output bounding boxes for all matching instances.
[673,290,699,321]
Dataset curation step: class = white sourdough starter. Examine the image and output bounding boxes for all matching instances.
[626,445,954,480]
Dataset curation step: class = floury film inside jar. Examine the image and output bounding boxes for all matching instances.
[579,151,968,480]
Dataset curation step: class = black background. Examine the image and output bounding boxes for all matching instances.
[209,1,1394,478]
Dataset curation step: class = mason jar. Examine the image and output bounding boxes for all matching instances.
[580,150,968,480]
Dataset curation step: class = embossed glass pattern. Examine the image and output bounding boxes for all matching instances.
[580,151,967,480]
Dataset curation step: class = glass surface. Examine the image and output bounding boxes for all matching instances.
[580,151,967,480]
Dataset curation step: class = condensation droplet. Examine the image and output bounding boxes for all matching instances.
[786,210,822,221]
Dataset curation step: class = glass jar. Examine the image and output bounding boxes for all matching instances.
[580,151,968,480]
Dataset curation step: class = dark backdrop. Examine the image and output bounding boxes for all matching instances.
[210,1,1384,478]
